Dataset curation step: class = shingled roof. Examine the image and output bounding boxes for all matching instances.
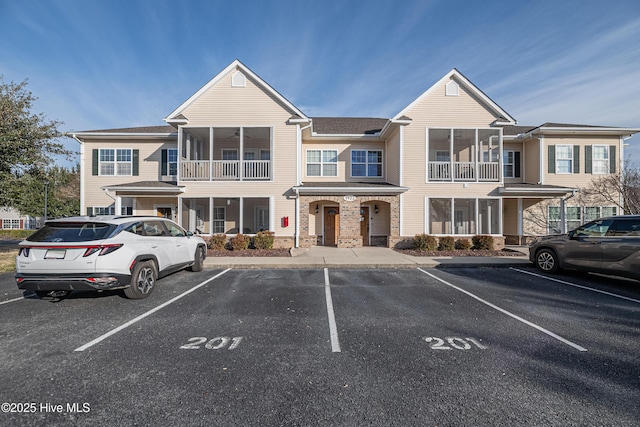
[77,125,176,134]
[311,117,389,135]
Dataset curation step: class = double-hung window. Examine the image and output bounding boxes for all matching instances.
[100,148,132,176]
[503,150,515,178]
[307,150,338,177]
[213,207,226,234]
[556,145,573,174]
[167,148,178,176]
[592,145,609,174]
[351,150,383,177]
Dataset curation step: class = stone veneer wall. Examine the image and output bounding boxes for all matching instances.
[299,194,400,248]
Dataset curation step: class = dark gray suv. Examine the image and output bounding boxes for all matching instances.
[529,215,640,280]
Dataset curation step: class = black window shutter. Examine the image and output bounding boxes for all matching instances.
[573,146,580,174]
[86,207,93,216]
[92,149,99,176]
[161,149,168,176]
[585,146,592,174]
[610,145,616,173]
[132,149,139,176]
[514,152,521,178]
[548,145,556,173]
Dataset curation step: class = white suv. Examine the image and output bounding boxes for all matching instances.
[15,216,207,299]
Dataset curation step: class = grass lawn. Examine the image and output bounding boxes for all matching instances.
[0,248,17,273]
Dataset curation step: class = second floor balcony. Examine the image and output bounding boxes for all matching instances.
[181,159,271,181]
[180,126,272,182]
[427,127,503,183]
[429,161,500,181]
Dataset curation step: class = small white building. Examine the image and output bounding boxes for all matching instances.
[0,207,36,230]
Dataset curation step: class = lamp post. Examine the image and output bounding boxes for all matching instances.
[43,181,49,223]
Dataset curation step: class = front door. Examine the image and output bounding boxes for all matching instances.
[324,207,339,246]
[360,207,370,246]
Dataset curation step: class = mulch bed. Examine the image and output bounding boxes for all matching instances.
[207,248,291,257]
[395,248,526,257]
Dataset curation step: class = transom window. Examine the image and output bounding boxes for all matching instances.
[99,148,132,176]
[307,150,338,177]
[351,150,383,177]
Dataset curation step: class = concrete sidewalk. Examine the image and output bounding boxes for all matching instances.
[203,246,532,269]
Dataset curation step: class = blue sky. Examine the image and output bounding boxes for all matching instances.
[1,0,639,165]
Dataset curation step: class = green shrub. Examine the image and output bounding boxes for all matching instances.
[413,234,437,251]
[253,231,275,249]
[472,235,494,250]
[207,234,227,250]
[455,238,472,250]
[0,229,34,239]
[438,236,455,251]
[230,233,250,251]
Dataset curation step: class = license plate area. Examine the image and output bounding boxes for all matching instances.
[45,249,67,259]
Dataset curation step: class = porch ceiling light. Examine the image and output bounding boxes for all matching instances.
[315,204,319,214]
[374,204,379,214]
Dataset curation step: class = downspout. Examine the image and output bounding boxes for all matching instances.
[560,189,578,234]
[102,187,121,215]
[295,123,312,248]
[72,134,85,215]
[294,188,300,248]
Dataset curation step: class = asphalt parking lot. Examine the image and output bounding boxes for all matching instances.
[1,266,639,426]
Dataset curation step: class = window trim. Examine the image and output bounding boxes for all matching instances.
[212,206,226,234]
[591,145,610,175]
[99,148,133,176]
[350,149,383,178]
[503,150,515,178]
[306,149,338,177]
[555,145,574,175]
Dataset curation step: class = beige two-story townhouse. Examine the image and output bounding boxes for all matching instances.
[71,60,639,248]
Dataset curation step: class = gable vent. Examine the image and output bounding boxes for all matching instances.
[445,80,459,96]
[232,71,246,87]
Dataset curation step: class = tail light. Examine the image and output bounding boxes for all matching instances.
[83,244,123,257]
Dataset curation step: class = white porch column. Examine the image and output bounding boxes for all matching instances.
[517,198,523,243]
[560,197,567,234]
[115,196,122,216]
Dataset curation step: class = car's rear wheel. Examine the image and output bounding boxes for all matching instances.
[124,261,157,299]
[535,248,560,273]
[189,247,205,272]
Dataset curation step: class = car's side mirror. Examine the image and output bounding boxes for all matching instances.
[186,231,194,237]
[568,230,576,239]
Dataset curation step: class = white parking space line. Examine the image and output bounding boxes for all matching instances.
[0,295,34,306]
[74,269,232,352]
[510,268,640,304]
[418,268,588,352]
[324,268,341,353]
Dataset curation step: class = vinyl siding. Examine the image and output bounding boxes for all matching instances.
[171,66,302,235]
[301,140,386,182]
[523,137,541,184]
[385,128,401,185]
[82,139,175,208]
[542,135,620,187]
[399,77,505,236]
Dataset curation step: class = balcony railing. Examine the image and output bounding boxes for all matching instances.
[181,160,270,181]
[429,161,500,181]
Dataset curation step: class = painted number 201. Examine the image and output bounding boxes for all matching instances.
[423,337,487,350]
[180,336,244,350]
